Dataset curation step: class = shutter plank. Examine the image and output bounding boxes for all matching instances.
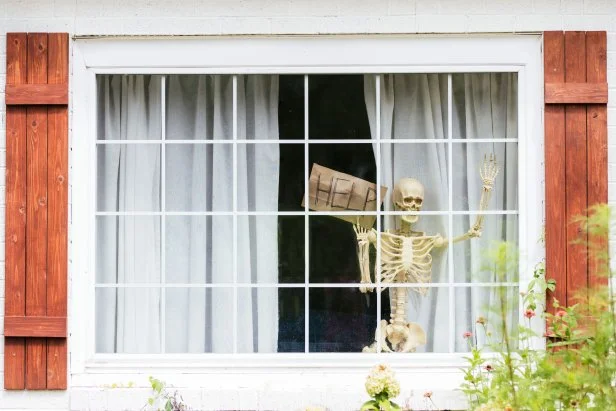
[46,33,69,390]
[544,31,567,310]
[25,32,49,390]
[564,31,588,304]
[5,33,28,391]
[586,32,609,286]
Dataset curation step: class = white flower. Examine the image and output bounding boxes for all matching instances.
[365,378,386,397]
[365,364,400,399]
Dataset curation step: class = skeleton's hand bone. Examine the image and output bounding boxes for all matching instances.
[468,223,482,238]
[377,320,393,353]
[359,281,373,293]
[480,153,500,190]
[354,225,376,244]
[362,320,392,353]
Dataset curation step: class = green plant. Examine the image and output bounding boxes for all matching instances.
[460,204,616,410]
[361,364,402,411]
[144,376,190,411]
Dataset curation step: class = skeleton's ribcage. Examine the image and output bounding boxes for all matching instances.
[379,233,435,294]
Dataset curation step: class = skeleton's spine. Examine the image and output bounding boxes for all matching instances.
[393,287,407,325]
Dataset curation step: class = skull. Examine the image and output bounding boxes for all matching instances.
[393,178,424,224]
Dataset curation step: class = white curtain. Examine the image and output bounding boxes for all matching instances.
[364,73,518,352]
[96,74,279,353]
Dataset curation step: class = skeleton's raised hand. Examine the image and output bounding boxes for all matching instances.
[480,153,500,190]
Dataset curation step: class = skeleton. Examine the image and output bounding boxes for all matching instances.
[355,154,500,353]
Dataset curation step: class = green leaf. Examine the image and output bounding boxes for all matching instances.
[380,399,393,411]
[151,379,164,394]
[148,398,154,406]
[359,400,379,411]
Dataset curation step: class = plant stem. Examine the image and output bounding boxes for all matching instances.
[499,286,518,408]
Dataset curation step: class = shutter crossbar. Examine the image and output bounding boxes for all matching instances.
[6,84,68,105]
[4,316,67,338]
[545,82,608,104]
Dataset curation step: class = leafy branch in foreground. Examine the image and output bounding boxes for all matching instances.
[461,204,616,410]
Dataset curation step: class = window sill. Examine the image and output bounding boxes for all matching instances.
[81,352,470,372]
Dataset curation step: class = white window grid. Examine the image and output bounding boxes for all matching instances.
[93,73,520,355]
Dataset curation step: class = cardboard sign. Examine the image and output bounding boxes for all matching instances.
[301,163,388,228]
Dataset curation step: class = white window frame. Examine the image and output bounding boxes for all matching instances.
[70,35,544,392]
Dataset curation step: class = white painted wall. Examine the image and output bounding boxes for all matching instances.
[0,0,615,409]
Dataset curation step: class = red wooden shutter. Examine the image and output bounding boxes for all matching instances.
[4,33,68,390]
[544,31,608,309]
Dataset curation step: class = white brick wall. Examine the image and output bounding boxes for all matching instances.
[0,0,615,409]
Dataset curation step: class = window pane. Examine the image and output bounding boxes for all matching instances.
[237,75,280,141]
[309,287,378,352]
[309,143,376,186]
[97,74,162,141]
[278,216,305,284]
[238,143,304,212]
[278,75,305,140]
[165,143,232,212]
[452,73,518,140]
[378,73,449,141]
[307,143,377,221]
[454,286,519,352]
[453,214,519,283]
[237,215,304,284]
[380,142,449,213]
[279,144,306,212]
[96,287,161,353]
[166,75,233,141]
[165,215,233,284]
[309,75,372,141]
[96,216,161,284]
[309,216,361,284]
[165,287,234,353]
[238,288,305,353]
[97,144,161,212]
[379,287,450,354]
[452,142,518,211]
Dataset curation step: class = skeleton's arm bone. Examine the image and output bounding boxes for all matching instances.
[354,225,377,292]
[436,154,499,247]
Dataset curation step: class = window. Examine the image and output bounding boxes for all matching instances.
[72,36,542,374]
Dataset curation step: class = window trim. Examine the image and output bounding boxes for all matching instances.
[70,35,544,389]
